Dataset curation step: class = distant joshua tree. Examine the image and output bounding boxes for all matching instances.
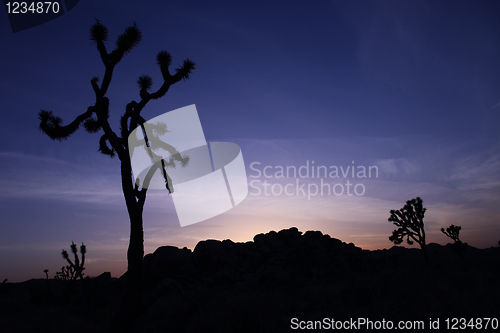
[37,20,195,314]
[388,197,429,265]
[441,225,467,261]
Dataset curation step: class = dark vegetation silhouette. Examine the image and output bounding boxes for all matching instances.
[441,224,467,261]
[18,21,497,333]
[2,227,499,332]
[388,197,429,265]
[46,242,87,305]
[37,20,195,319]
[0,279,7,294]
[55,242,86,281]
[0,227,499,332]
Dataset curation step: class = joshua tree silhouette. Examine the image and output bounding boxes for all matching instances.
[388,197,429,265]
[37,20,195,315]
[441,225,467,261]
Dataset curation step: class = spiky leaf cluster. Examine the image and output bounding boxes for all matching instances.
[38,110,68,140]
[137,75,153,91]
[151,122,167,136]
[175,59,195,81]
[156,50,172,68]
[83,117,101,133]
[168,153,190,168]
[89,19,108,44]
[115,22,142,55]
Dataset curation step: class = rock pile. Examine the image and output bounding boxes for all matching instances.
[142,227,366,291]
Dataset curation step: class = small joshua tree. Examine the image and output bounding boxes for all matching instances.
[388,197,429,265]
[55,242,86,281]
[441,225,467,261]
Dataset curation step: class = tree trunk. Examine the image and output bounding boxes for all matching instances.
[120,155,145,321]
[421,242,430,266]
[419,225,429,266]
[126,210,144,304]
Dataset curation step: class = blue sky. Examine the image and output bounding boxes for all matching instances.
[1,0,500,282]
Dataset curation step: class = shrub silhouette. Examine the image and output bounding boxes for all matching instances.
[55,242,86,281]
[441,225,467,261]
[37,20,195,314]
[388,197,429,265]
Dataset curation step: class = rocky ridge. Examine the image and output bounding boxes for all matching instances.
[142,227,367,292]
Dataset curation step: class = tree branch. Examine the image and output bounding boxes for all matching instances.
[38,107,93,141]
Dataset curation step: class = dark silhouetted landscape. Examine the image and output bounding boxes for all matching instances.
[3,2,500,333]
[1,227,499,332]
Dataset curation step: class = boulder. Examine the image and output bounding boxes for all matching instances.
[192,239,226,273]
[143,246,196,288]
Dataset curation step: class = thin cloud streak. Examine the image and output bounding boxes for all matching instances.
[490,101,500,109]
[0,152,123,204]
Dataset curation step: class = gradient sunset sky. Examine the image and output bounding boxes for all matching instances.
[1,0,500,282]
